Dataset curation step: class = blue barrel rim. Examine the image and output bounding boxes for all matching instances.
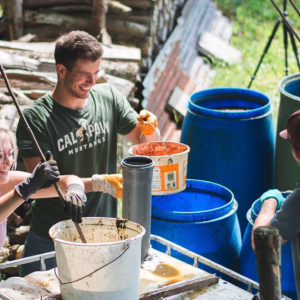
[278,72,300,101]
[247,191,292,225]
[152,179,236,222]
[188,87,271,119]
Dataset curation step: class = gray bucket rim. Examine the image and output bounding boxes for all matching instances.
[278,72,300,101]
[188,87,271,120]
[129,142,190,158]
[49,217,146,247]
[152,179,236,222]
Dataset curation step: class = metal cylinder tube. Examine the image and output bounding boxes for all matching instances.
[121,156,154,260]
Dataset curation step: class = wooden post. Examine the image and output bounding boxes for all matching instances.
[92,0,111,43]
[6,0,23,40]
[254,226,282,300]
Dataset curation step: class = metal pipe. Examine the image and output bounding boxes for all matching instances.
[121,156,154,260]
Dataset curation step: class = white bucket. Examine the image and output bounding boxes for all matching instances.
[49,217,145,300]
[129,141,190,195]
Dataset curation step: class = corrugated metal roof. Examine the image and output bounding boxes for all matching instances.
[142,0,233,142]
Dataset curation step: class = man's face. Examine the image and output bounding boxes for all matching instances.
[62,58,101,99]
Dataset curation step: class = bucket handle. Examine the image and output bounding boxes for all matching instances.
[54,242,129,285]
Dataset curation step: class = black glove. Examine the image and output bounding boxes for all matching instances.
[15,160,60,201]
[64,184,87,223]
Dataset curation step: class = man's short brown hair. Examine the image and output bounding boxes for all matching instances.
[54,30,103,70]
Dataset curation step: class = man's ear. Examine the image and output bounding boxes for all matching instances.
[56,64,67,78]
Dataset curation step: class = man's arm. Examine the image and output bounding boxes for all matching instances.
[252,198,287,250]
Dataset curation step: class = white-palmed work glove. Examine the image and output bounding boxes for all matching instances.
[91,174,123,198]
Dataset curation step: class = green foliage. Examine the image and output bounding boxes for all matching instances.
[211,0,300,123]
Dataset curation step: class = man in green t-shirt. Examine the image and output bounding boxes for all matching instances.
[16,30,158,276]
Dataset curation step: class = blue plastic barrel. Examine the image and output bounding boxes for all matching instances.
[240,196,296,299]
[276,73,300,190]
[151,179,242,273]
[180,88,275,233]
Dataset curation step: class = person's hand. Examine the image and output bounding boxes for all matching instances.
[91,174,123,198]
[137,109,158,135]
[259,189,285,210]
[64,184,87,223]
[15,160,60,201]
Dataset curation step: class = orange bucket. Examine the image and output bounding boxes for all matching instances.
[129,142,190,195]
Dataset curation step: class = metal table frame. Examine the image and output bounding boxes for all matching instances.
[0,234,259,294]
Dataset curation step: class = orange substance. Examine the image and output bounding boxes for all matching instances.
[131,142,187,156]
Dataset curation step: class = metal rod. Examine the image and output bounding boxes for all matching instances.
[270,0,300,42]
[0,64,87,243]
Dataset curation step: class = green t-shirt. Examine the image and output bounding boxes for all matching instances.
[16,83,137,239]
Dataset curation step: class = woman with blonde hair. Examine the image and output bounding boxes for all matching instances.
[0,125,86,249]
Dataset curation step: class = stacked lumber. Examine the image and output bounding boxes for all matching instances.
[0,0,187,71]
[106,0,187,70]
[0,0,104,41]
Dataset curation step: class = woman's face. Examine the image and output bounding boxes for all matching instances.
[0,133,14,184]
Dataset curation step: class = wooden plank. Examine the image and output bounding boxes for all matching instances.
[24,10,91,28]
[7,0,23,39]
[167,86,189,117]
[0,70,56,90]
[117,0,154,9]
[254,226,282,300]
[100,60,139,82]
[139,274,219,299]
[107,1,132,15]
[23,0,91,8]
[0,40,55,58]
[0,50,39,71]
[198,31,242,65]
[91,0,106,37]
[102,43,141,62]
[0,40,141,62]
[107,19,149,38]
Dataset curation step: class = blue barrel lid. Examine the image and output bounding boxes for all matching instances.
[188,88,271,120]
[152,179,236,222]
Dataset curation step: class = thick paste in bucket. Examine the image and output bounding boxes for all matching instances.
[131,142,187,156]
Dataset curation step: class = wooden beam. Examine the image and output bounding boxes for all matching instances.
[91,0,106,37]
[6,0,23,40]
[139,274,219,299]
[23,0,91,8]
[254,226,282,300]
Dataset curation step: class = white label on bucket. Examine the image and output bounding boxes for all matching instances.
[152,167,162,191]
[164,171,177,190]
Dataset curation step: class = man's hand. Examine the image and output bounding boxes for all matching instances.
[91,174,123,198]
[137,109,158,135]
[259,189,285,210]
[64,184,87,223]
[15,160,60,201]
